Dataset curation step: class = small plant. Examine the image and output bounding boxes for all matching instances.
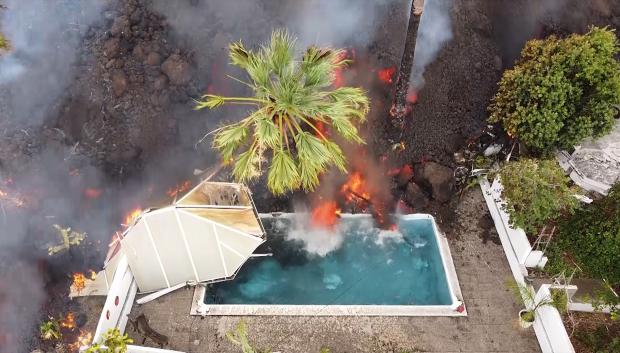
[497,158,579,234]
[488,27,620,152]
[40,318,62,341]
[508,280,564,328]
[591,280,620,321]
[226,321,271,353]
[195,29,369,195]
[85,328,133,353]
[48,224,86,255]
[0,33,7,50]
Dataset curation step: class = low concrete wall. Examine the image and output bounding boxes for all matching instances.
[479,180,575,353]
[480,178,548,274]
[93,255,138,343]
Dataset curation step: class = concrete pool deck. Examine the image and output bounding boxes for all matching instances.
[79,189,540,352]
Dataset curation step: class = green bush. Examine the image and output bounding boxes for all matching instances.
[554,183,620,285]
[488,27,620,152]
[0,33,7,49]
[497,158,579,234]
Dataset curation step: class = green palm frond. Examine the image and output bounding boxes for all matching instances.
[229,40,251,69]
[213,123,250,161]
[195,29,369,195]
[268,149,300,195]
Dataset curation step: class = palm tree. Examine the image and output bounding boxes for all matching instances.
[195,29,369,195]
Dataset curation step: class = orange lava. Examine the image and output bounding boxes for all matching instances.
[311,200,341,229]
[83,188,102,199]
[71,273,87,294]
[340,171,371,203]
[406,90,418,104]
[377,66,396,84]
[166,180,192,198]
[123,207,142,226]
[60,312,75,330]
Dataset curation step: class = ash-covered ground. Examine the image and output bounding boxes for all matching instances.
[1,0,619,352]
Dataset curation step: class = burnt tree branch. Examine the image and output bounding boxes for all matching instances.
[391,0,424,125]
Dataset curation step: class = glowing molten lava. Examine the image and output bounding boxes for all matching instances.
[166,180,192,198]
[311,200,341,229]
[377,66,396,84]
[406,90,418,104]
[83,188,102,199]
[340,172,371,203]
[60,312,76,330]
[71,273,87,294]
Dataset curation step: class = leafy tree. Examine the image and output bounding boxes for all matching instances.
[553,182,620,285]
[497,158,579,234]
[488,27,620,152]
[85,328,133,353]
[196,29,369,195]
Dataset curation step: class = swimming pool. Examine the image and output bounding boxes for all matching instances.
[191,214,464,316]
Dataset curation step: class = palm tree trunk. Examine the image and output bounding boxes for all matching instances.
[391,0,424,126]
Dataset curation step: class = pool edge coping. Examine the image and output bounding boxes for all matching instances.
[189,213,467,317]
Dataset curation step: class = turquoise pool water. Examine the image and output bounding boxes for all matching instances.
[204,216,453,305]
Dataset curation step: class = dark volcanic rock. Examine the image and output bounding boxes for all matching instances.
[103,38,120,58]
[404,181,430,210]
[421,162,455,203]
[110,15,130,37]
[145,51,161,66]
[111,70,128,97]
[161,54,190,85]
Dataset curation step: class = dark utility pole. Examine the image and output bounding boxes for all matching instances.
[390,0,424,126]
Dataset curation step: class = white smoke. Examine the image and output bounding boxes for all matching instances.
[411,0,453,89]
[0,0,105,124]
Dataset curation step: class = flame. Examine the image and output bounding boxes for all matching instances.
[311,200,341,229]
[71,330,93,351]
[60,312,76,330]
[71,273,87,294]
[340,172,371,203]
[166,180,192,198]
[332,49,353,88]
[83,188,102,199]
[123,208,142,226]
[88,270,97,280]
[377,66,396,84]
[0,179,26,208]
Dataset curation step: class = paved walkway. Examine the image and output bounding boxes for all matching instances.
[80,189,539,353]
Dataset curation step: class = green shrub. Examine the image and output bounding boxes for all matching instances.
[498,158,579,234]
[488,27,620,152]
[554,183,620,285]
[0,33,7,49]
[85,328,133,353]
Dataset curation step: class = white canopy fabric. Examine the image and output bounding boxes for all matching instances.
[114,181,265,293]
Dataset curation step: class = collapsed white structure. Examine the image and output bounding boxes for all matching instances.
[81,180,265,352]
[558,121,620,195]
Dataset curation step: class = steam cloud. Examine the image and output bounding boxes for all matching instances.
[411,0,454,89]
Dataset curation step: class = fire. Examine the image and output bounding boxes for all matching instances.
[340,172,371,203]
[89,270,97,280]
[60,312,75,330]
[311,200,341,229]
[71,273,87,294]
[0,179,26,208]
[377,66,396,84]
[71,330,93,351]
[166,180,192,198]
[123,207,142,226]
[83,188,102,199]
